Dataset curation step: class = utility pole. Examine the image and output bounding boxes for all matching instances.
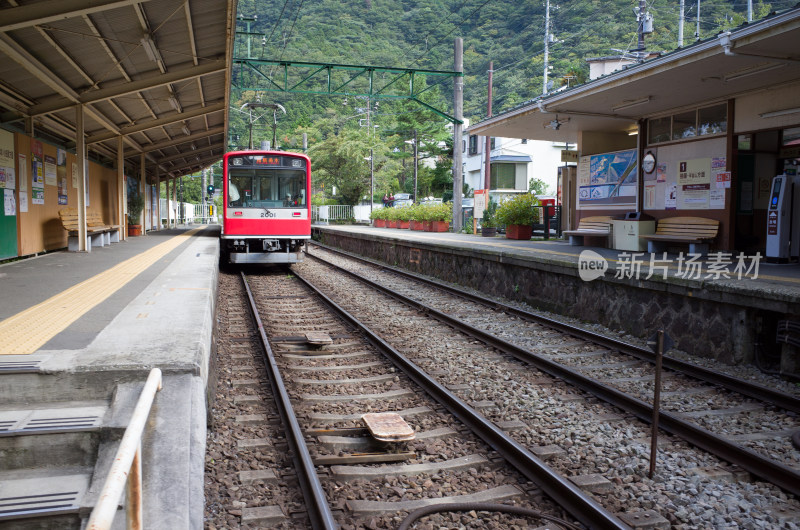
[413,129,418,203]
[678,0,685,47]
[637,0,646,51]
[302,132,308,152]
[696,0,701,41]
[484,61,493,191]
[201,167,206,223]
[369,148,374,216]
[747,0,753,22]
[543,0,550,95]
[452,37,463,233]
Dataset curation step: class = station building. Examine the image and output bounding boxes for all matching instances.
[0,0,234,260]
[469,6,800,256]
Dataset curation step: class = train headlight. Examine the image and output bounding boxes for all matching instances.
[291,159,303,168]
[232,158,243,166]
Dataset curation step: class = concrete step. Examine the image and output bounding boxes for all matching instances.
[0,356,145,405]
[0,467,91,528]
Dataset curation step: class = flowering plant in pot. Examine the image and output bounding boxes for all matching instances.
[495,193,539,240]
[127,193,145,236]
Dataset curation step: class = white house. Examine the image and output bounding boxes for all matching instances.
[461,118,570,202]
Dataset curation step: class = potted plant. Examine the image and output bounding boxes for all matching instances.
[384,206,398,228]
[370,208,386,228]
[428,202,452,232]
[127,192,145,236]
[496,193,539,240]
[481,199,498,237]
[396,205,412,229]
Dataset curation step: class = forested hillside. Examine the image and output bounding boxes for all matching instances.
[227,0,778,202]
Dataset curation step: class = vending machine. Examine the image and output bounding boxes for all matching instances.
[765,172,800,262]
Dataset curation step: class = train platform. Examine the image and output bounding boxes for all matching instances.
[313,223,800,297]
[313,224,800,376]
[0,225,219,528]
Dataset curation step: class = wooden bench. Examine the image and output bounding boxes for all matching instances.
[563,216,614,246]
[641,216,719,255]
[58,208,121,251]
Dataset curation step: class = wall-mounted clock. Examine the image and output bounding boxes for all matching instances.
[642,151,656,174]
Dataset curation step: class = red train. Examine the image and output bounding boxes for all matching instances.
[221,150,311,264]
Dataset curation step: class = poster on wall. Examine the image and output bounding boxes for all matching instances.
[665,183,677,209]
[710,189,725,209]
[4,189,16,216]
[656,163,667,183]
[19,190,27,212]
[0,129,14,190]
[18,154,27,192]
[31,140,44,190]
[57,149,67,189]
[58,176,68,205]
[577,148,638,209]
[32,188,44,205]
[677,159,711,209]
[644,183,656,209]
[44,155,57,186]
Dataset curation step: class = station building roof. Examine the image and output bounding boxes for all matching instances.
[0,0,236,180]
[468,5,800,143]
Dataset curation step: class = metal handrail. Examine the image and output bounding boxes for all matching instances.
[86,368,163,530]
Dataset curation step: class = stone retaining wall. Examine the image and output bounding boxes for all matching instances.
[314,228,799,378]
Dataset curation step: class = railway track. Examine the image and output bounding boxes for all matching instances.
[207,267,629,529]
[291,242,800,527]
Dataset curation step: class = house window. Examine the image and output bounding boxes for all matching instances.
[490,137,496,150]
[490,163,516,189]
[463,140,466,153]
[521,138,528,144]
[468,135,478,155]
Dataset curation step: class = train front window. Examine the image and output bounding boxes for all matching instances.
[228,168,306,208]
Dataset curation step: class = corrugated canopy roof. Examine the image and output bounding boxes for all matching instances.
[469,6,800,143]
[0,0,236,179]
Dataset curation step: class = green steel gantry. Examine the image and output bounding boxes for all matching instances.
[232,23,463,124]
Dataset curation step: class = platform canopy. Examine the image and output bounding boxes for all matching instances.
[469,6,800,143]
[0,0,236,179]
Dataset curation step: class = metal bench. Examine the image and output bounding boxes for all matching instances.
[58,208,121,251]
[563,216,614,246]
[641,216,719,255]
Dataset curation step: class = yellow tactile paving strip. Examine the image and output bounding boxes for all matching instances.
[0,227,205,355]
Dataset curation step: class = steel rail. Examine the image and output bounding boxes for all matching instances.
[240,272,338,530]
[309,242,800,414]
[306,250,800,498]
[290,268,631,530]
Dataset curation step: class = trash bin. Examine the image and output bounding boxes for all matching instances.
[612,212,655,251]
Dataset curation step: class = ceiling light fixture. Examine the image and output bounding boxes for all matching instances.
[760,106,800,119]
[140,35,160,65]
[612,96,651,112]
[182,126,191,136]
[191,142,197,150]
[168,96,180,111]
[724,63,784,82]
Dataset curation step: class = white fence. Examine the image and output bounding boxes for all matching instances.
[312,204,353,224]
[159,199,210,226]
[312,203,379,224]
